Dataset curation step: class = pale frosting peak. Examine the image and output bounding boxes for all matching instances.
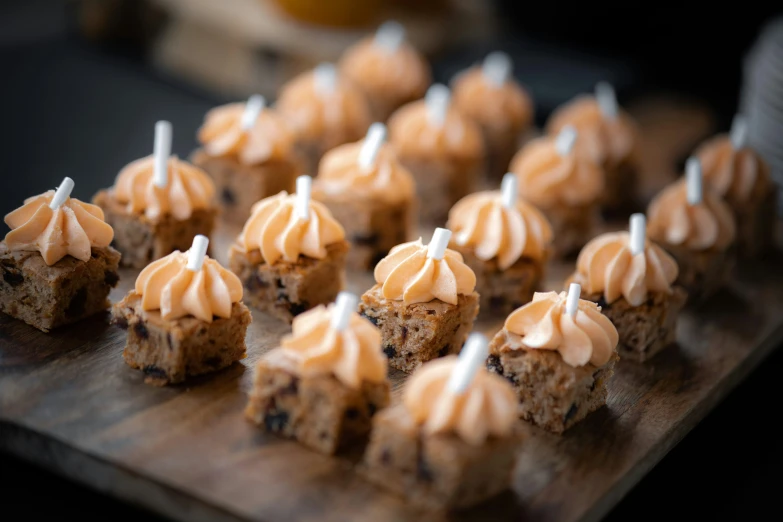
[236,191,345,265]
[546,95,637,168]
[572,232,679,306]
[113,156,215,221]
[451,65,533,131]
[276,69,371,148]
[387,99,484,160]
[135,250,243,323]
[509,135,604,208]
[647,180,736,251]
[197,102,294,165]
[373,238,476,305]
[315,140,415,204]
[281,304,387,388]
[403,356,518,446]
[4,190,114,266]
[448,190,552,268]
[503,291,618,367]
[695,134,772,205]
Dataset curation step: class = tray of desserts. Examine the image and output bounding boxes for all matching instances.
[1,22,782,522]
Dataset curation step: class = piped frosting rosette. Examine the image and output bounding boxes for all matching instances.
[316,141,415,204]
[113,156,215,221]
[135,250,243,323]
[235,191,345,264]
[695,135,772,205]
[571,232,678,306]
[373,239,476,305]
[402,356,517,446]
[197,102,294,165]
[281,304,387,389]
[502,291,618,367]
[448,190,553,268]
[509,136,604,208]
[451,66,533,131]
[4,189,114,265]
[647,180,735,251]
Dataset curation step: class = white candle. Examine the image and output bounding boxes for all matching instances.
[357,123,387,169]
[49,177,75,210]
[374,21,405,53]
[153,120,172,188]
[565,283,581,317]
[447,333,489,394]
[629,213,646,256]
[295,175,312,220]
[730,114,748,150]
[482,51,512,88]
[425,84,450,128]
[686,157,703,205]
[313,63,337,97]
[500,173,518,209]
[595,82,618,120]
[555,125,578,157]
[427,228,451,260]
[240,95,265,131]
[330,292,358,332]
[186,235,210,272]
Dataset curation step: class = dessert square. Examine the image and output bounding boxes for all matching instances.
[229,240,349,323]
[93,190,216,269]
[359,284,479,373]
[488,330,617,434]
[0,244,121,332]
[666,244,735,303]
[112,291,251,386]
[545,203,598,258]
[191,150,297,224]
[361,404,522,510]
[245,349,390,455]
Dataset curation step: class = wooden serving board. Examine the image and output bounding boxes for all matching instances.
[1,221,782,522]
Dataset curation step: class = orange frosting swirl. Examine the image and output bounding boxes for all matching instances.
[113,156,215,221]
[403,356,518,446]
[235,191,345,265]
[546,95,637,168]
[388,100,484,160]
[276,70,371,150]
[315,141,415,203]
[509,136,604,208]
[695,135,773,205]
[197,103,294,165]
[4,190,114,266]
[135,250,243,323]
[572,232,679,306]
[447,190,553,268]
[647,180,736,251]
[281,304,387,388]
[503,291,619,368]
[373,239,476,305]
[451,66,533,132]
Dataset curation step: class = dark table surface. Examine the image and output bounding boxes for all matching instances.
[1,29,780,522]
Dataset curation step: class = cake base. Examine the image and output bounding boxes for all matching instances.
[541,202,599,259]
[0,244,121,332]
[664,244,735,303]
[734,187,777,258]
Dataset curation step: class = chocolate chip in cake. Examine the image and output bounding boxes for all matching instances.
[143,365,168,380]
[276,278,285,289]
[400,326,408,342]
[134,321,149,340]
[65,288,88,318]
[596,295,609,309]
[289,301,308,317]
[104,270,120,287]
[486,355,503,375]
[221,187,236,205]
[112,316,129,330]
[383,344,396,359]
[564,403,579,424]
[2,269,24,287]
[264,410,289,432]
[361,313,379,326]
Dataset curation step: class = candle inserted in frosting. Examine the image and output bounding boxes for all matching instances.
[565,283,581,317]
[500,172,518,209]
[313,63,337,97]
[296,175,312,220]
[686,157,703,205]
[357,122,387,169]
[153,120,172,188]
[730,114,748,150]
[482,51,511,88]
[595,82,618,120]
[240,94,265,131]
[446,332,489,394]
[425,84,450,128]
[629,213,646,256]
[49,177,75,210]
[555,125,578,157]
[186,234,210,272]
[427,228,451,260]
[330,291,359,332]
[374,20,405,53]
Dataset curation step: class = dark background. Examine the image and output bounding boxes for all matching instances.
[1,1,782,520]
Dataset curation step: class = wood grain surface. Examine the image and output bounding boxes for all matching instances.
[2,218,782,522]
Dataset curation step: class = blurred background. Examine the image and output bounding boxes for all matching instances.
[1,0,782,520]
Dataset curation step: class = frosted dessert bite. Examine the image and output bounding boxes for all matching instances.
[487,285,619,433]
[452,52,534,182]
[94,121,217,268]
[647,158,736,301]
[228,176,349,323]
[359,229,479,373]
[276,63,372,177]
[112,235,251,386]
[568,214,686,362]
[362,333,522,509]
[388,84,484,224]
[447,173,553,317]
[192,95,298,223]
[339,21,431,121]
[694,115,776,257]
[0,177,120,332]
[313,123,417,270]
[509,126,604,257]
[546,83,640,212]
[246,292,390,454]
